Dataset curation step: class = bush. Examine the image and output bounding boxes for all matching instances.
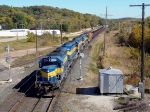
[106,30,110,34]
[63,36,69,41]
[88,45,92,49]
[26,31,35,42]
[114,33,119,36]
[41,40,50,46]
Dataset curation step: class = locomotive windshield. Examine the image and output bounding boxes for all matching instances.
[43,58,57,65]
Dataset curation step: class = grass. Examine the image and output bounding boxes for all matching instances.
[0,33,81,53]
[0,36,14,39]
[89,41,103,74]
[61,105,69,112]
[89,63,98,74]
[91,42,103,62]
[0,33,85,67]
[8,34,79,65]
[0,39,36,53]
[114,97,129,105]
[11,48,55,66]
[0,35,60,53]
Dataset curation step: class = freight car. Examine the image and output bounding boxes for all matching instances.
[35,27,104,96]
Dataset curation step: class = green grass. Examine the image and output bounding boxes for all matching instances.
[11,48,55,65]
[89,42,103,73]
[0,36,14,39]
[0,34,80,67]
[0,33,80,53]
[0,39,36,53]
[91,42,103,62]
[114,97,129,105]
[89,63,98,74]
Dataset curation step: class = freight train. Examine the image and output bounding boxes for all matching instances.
[35,27,104,96]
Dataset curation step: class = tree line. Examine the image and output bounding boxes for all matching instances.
[0,5,105,32]
[128,17,150,53]
[109,17,150,53]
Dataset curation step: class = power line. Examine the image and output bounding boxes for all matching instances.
[129,3,150,100]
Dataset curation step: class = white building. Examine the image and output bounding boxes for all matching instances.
[0,29,60,37]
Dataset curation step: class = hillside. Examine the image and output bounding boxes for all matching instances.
[0,5,104,32]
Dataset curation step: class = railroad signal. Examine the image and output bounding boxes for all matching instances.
[5,45,9,52]
[4,45,12,82]
[6,57,10,63]
[78,53,84,80]
[80,53,84,58]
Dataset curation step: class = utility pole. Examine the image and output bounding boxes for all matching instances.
[20,22,24,36]
[60,23,63,44]
[104,6,107,56]
[40,22,43,35]
[36,25,38,56]
[53,24,55,40]
[130,3,150,100]
[15,23,18,40]
[100,6,112,56]
[119,22,120,31]
[20,22,24,30]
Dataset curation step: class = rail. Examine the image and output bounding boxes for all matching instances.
[31,96,53,112]
[0,71,38,111]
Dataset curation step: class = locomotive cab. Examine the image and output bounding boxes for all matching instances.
[35,56,64,96]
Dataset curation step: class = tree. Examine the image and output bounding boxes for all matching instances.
[128,23,150,53]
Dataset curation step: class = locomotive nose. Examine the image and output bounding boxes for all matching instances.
[41,65,57,72]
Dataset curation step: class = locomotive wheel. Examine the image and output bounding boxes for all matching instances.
[35,87,45,97]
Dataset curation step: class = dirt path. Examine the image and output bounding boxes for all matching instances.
[0,36,28,42]
[0,46,59,58]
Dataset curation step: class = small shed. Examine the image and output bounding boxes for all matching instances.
[99,67,124,94]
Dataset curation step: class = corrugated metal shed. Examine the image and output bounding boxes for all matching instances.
[99,67,124,94]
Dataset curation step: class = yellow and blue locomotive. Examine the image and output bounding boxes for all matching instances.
[35,40,79,95]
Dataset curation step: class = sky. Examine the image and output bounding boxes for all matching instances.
[1,0,150,19]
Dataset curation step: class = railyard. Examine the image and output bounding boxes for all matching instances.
[1,1,150,112]
[0,29,150,112]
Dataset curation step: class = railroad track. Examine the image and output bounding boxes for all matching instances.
[0,28,105,112]
[0,70,37,112]
[0,46,59,72]
[49,28,105,111]
[0,55,42,72]
[113,102,149,111]
[31,96,53,112]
